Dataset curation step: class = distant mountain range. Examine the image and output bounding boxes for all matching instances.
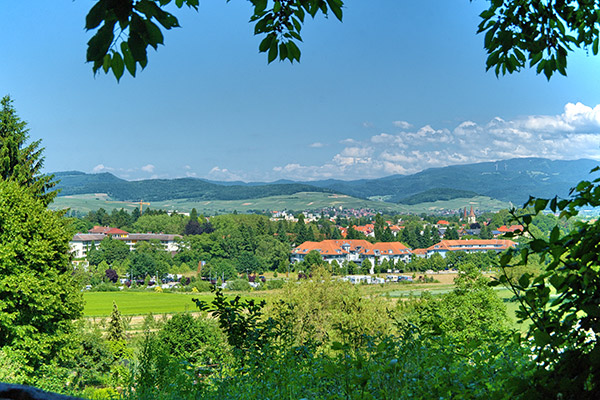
[52,158,599,205]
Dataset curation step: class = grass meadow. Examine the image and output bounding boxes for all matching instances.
[84,273,530,332]
[84,291,217,317]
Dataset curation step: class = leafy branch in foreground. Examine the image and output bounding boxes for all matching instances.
[493,166,600,399]
[85,0,343,81]
[477,0,600,80]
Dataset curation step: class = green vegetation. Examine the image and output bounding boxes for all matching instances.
[0,181,83,385]
[494,169,600,398]
[0,95,56,205]
[398,187,480,205]
[84,292,212,316]
[53,170,335,202]
[52,191,510,215]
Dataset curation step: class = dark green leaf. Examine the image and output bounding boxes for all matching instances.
[267,40,278,63]
[121,42,136,76]
[259,34,274,53]
[87,23,115,63]
[86,0,107,30]
[128,33,147,64]
[112,52,125,81]
[145,20,164,48]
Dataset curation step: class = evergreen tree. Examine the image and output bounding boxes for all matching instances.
[346,226,363,240]
[131,207,141,222]
[276,221,289,243]
[107,302,126,342]
[0,95,57,205]
[444,227,460,240]
[331,226,342,239]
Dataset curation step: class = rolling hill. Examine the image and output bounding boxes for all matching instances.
[51,158,599,208]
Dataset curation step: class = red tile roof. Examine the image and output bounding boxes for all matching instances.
[426,239,516,252]
[292,240,411,256]
[497,225,524,233]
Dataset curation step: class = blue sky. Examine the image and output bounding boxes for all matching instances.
[2,1,600,182]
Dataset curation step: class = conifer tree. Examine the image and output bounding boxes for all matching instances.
[107,302,125,342]
[0,95,56,205]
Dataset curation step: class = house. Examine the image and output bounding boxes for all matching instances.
[493,225,525,237]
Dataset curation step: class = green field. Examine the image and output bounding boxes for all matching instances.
[52,192,509,215]
[83,291,215,316]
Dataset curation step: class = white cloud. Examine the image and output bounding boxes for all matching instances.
[207,166,243,181]
[141,164,155,173]
[392,120,413,130]
[268,102,600,181]
[309,142,325,148]
[520,102,600,133]
[92,164,110,173]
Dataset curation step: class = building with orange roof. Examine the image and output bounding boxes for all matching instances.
[437,220,450,225]
[420,239,516,258]
[290,239,411,268]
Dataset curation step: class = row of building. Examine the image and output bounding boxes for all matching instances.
[70,226,181,259]
[290,238,516,266]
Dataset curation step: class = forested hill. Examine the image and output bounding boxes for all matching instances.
[303,158,600,205]
[53,158,599,205]
[52,171,335,201]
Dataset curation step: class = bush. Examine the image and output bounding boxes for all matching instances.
[91,282,120,292]
[193,280,213,292]
[258,279,285,290]
[226,279,252,292]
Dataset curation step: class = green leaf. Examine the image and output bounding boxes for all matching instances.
[102,53,111,74]
[85,0,107,30]
[549,226,560,243]
[533,329,552,346]
[518,273,531,288]
[326,0,343,21]
[594,37,599,55]
[128,33,147,64]
[286,41,301,62]
[259,34,274,53]
[267,40,278,63]
[121,42,136,76]
[254,0,268,13]
[534,198,549,213]
[529,239,547,252]
[279,42,288,60]
[530,51,542,67]
[112,52,125,81]
[87,23,115,63]
[144,20,165,48]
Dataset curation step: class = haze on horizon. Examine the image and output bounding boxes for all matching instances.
[2,1,600,183]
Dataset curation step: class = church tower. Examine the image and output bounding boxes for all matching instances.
[468,206,476,225]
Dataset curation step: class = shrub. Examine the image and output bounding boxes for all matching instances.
[226,279,252,291]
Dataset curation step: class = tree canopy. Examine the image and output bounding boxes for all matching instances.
[84,0,599,81]
[0,180,83,371]
[0,96,56,205]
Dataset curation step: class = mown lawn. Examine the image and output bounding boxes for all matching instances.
[83,291,217,316]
